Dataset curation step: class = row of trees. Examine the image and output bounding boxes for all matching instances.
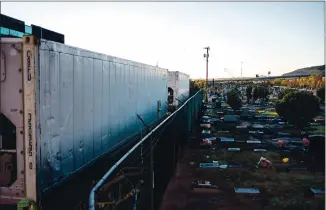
[276,86,325,103]
[191,75,324,90]
[190,80,207,89]
[190,79,255,89]
[245,85,270,102]
[272,74,325,90]
[227,84,271,109]
[226,84,322,129]
[227,85,270,111]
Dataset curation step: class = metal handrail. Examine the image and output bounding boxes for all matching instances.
[89,89,202,210]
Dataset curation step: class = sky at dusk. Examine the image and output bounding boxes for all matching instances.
[2,2,324,78]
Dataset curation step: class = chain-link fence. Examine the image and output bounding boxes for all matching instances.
[89,89,203,210]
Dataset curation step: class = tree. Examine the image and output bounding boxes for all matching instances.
[281,80,288,86]
[277,88,298,99]
[253,86,270,100]
[246,85,253,103]
[275,91,320,128]
[316,87,325,103]
[190,79,207,89]
[262,86,270,99]
[227,88,242,111]
[253,86,259,101]
[316,81,323,89]
[308,135,325,171]
[190,80,196,89]
[273,78,282,86]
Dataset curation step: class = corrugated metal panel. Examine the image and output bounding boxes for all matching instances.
[72,55,84,170]
[58,52,74,177]
[83,57,94,164]
[102,61,110,152]
[38,40,168,191]
[93,59,102,156]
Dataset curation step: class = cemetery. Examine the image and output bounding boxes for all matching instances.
[163,84,325,210]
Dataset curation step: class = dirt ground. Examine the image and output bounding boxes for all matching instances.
[159,146,324,210]
[159,105,325,210]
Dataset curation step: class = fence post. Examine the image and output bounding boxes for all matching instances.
[157,100,161,120]
[150,134,154,210]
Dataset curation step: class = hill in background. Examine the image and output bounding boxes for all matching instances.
[283,65,325,76]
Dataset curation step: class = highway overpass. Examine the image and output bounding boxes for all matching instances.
[191,74,311,84]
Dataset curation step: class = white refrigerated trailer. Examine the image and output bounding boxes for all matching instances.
[167,71,190,107]
[0,36,170,205]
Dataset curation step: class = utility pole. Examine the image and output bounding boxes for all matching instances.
[204,47,210,101]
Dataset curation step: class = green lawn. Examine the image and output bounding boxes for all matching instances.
[257,110,279,117]
[265,111,279,117]
[304,125,325,134]
[269,98,279,103]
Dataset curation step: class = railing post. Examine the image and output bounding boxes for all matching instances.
[150,134,154,210]
[157,100,161,120]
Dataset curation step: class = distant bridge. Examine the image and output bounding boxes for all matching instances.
[192,74,311,85]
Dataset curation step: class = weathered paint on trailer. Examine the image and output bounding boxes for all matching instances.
[0,38,29,203]
[38,40,169,190]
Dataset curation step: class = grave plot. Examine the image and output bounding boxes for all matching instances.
[218,137,270,150]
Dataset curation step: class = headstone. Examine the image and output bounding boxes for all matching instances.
[220,137,235,142]
[200,163,220,168]
[228,148,241,151]
[234,188,260,194]
[310,188,325,198]
[254,149,266,152]
[202,130,211,134]
[203,137,217,141]
[247,140,261,144]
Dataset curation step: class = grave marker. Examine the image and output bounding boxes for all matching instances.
[228,148,241,151]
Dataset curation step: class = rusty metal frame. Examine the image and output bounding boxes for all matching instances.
[96,168,145,209]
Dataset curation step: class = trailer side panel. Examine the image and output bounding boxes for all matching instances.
[38,40,168,191]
